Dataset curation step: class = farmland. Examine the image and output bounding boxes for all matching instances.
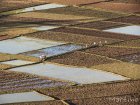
[0,0,140,105]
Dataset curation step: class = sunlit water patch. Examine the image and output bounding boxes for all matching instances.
[32,26,59,31]
[0,91,54,104]
[0,60,34,66]
[0,36,65,54]
[10,62,128,84]
[21,4,66,12]
[24,44,83,57]
[104,25,140,36]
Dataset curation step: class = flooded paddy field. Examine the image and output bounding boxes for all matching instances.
[0,71,71,94]
[50,27,140,40]
[106,15,140,25]
[0,60,34,66]
[9,62,128,84]
[104,25,140,36]
[23,44,84,58]
[0,0,140,105]
[0,36,65,54]
[0,91,54,105]
[25,31,121,46]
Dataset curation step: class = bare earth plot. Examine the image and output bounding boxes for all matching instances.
[0,0,140,105]
[83,2,140,13]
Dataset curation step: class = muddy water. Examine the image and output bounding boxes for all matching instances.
[25,44,83,57]
[10,63,128,84]
[21,4,66,12]
[0,91,54,104]
[32,26,59,31]
[1,60,33,66]
[0,36,65,54]
[104,25,140,36]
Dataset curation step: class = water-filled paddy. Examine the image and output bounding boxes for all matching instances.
[104,25,140,36]
[0,36,65,54]
[21,4,66,12]
[32,26,59,31]
[0,91,54,104]
[0,60,33,66]
[24,44,83,57]
[10,62,128,84]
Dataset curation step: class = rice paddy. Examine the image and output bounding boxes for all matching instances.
[0,0,140,105]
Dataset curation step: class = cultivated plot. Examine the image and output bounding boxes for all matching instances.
[9,62,128,84]
[0,60,34,66]
[0,91,54,105]
[23,44,84,58]
[104,25,140,36]
[0,71,70,93]
[0,36,65,54]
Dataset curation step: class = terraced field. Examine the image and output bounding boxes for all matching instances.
[0,0,140,105]
[50,27,140,40]
[0,71,71,94]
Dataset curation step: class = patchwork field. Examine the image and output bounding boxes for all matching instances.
[0,0,140,105]
[83,2,140,13]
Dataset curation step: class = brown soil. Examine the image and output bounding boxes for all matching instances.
[93,62,140,79]
[0,71,70,94]
[0,28,37,37]
[107,15,140,25]
[110,0,140,4]
[40,6,125,19]
[116,53,140,64]
[0,53,39,62]
[84,2,140,13]
[70,94,139,105]
[0,35,14,41]
[110,39,140,48]
[50,27,140,40]
[48,51,118,67]
[0,0,49,13]
[0,15,89,26]
[72,21,127,30]
[0,64,13,70]
[25,31,121,45]
[83,46,140,58]
[36,80,140,100]
[14,12,93,21]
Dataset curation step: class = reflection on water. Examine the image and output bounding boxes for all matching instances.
[0,91,54,104]
[1,60,33,66]
[32,26,59,31]
[104,25,140,36]
[0,36,65,54]
[21,3,66,12]
[10,63,128,84]
[25,44,83,57]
